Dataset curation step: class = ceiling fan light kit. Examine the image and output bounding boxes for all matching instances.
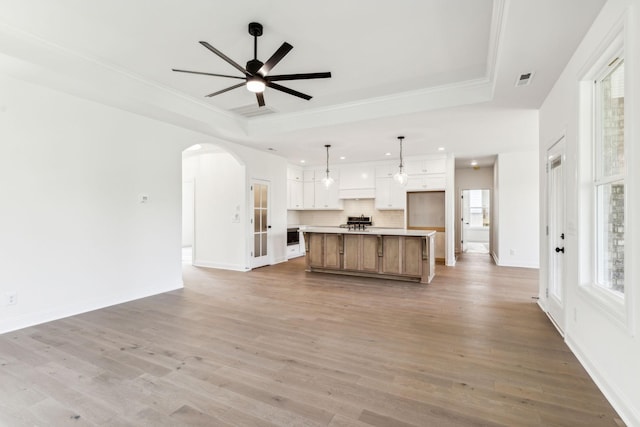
[173,22,331,108]
[246,77,266,93]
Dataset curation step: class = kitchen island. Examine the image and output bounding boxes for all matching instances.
[301,226,436,284]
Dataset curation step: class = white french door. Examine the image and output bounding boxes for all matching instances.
[547,138,566,333]
[251,180,271,269]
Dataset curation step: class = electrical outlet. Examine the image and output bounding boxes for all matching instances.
[6,292,17,305]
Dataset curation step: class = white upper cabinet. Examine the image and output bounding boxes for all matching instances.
[288,180,303,209]
[287,166,304,210]
[302,169,343,210]
[339,165,375,199]
[375,163,397,178]
[287,167,304,210]
[287,167,303,181]
[375,177,406,210]
[407,174,446,191]
[405,157,446,175]
[405,157,446,191]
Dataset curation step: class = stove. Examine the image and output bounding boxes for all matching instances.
[342,215,373,231]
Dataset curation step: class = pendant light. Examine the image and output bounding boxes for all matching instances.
[322,144,334,188]
[394,136,408,186]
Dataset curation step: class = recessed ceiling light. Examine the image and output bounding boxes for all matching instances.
[385,152,392,156]
[470,160,478,166]
[438,147,445,151]
[300,160,306,164]
[340,156,346,160]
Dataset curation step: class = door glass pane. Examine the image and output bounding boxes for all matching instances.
[254,234,261,257]
[261,209,267,232]
[254,185,261,209]
[261,232,267,256]
[254,210,260,233]
[260,184,267,208]
[252,182,269,260]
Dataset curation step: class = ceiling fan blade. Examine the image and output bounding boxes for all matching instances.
[256,92,265,107]
[258,42,293,77]
[205,82,245,97]
[267,72,331,82]
[199,41,250,76]
[268,82,312,100]
[172,69,245,80]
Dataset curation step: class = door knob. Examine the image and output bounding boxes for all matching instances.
[555,247,564,253]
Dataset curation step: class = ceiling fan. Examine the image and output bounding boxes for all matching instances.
[172,22,331,108]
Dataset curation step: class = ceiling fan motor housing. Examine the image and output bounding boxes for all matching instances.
[246,59,264,75]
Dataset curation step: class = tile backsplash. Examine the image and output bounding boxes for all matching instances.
[288,199,404,228]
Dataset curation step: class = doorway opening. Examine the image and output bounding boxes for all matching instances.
[181,143,248,271]
[461,189,490,254]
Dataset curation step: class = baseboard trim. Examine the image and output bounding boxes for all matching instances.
[0,282,183,335]
[193,260,250,272]
[565,336,639,427]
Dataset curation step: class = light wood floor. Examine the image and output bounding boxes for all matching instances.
[0,254,624,426]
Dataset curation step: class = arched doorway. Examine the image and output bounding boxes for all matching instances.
[181,142,248,271]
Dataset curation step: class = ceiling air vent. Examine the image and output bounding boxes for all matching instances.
[230,104,278,118]
[515,72,534,87]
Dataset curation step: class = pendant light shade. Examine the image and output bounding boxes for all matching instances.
[394,136,408,186]
[322,144,334,188]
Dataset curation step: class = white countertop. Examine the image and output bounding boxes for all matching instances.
[299,226,436,237]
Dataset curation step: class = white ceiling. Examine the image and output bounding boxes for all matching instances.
[0,0,606,167]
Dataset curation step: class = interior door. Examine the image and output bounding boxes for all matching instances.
[461,190,470,252]
[251,180,270,268]
[547,138,566,333]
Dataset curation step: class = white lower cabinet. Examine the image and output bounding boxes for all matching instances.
[287,243,303,259]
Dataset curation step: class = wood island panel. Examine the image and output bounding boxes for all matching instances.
[381,236,401,275]
[343,234,360,270]
[324,234,341,269]
[303,229,435,284]
[361,235,379,272]
[307,233,324,268]
[343,234,380,272]
[403,236,423,276]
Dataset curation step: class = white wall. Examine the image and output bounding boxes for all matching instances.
[539,0,640,424]
[0,74,204,333]
[494,151,540,268]
[181,180,195,247]
[0,72,290,334]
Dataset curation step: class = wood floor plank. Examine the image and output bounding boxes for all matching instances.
[0,254,624,426]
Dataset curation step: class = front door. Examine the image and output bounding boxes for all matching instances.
[251,180,270,268]
[547,138,566,333]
